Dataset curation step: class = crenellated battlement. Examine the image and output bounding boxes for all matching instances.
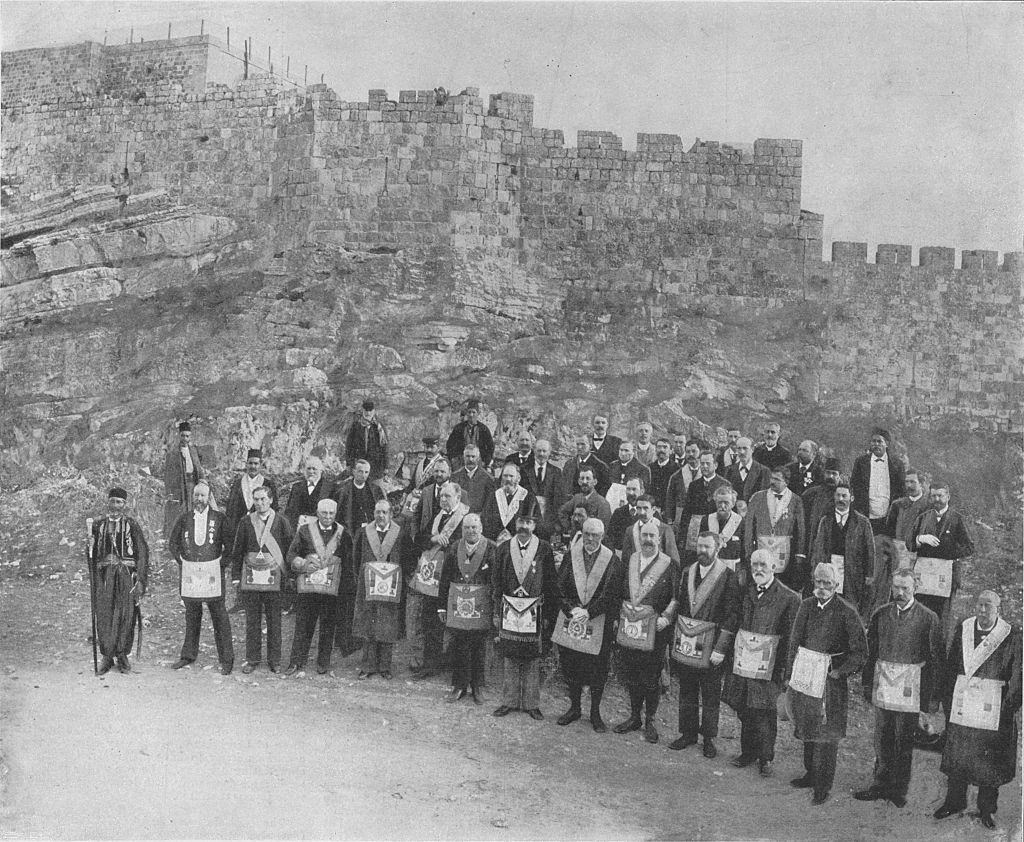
[826,240,1021,271]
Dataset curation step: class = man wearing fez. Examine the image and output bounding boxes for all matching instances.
[619,493,680,564]
[283,498,352,676]
[801,457,842,546]
[407,481,468,679]
[451,444,495,514]
[169,482,234,674]
[230,486,293,674]
[850,427,905,537]
[613,521,680,744]
[558,466,611,534]
[723,548,800,777]
[910,480,975,643]
[345,399,388,478]
[809,482,875,617]
[352,499,404,681]
[437,513,495,704]
[481,464,536,545]
[90,487,150,675]
[785,440,824,496]
[554,518,624,733]
[786,562,867,806]
[225,448,278,615]
[410,436,445,492]
[163,421,205,538]
[446,399,495,469]
[934,590,1021,830]
[744,466,808,593]
[492,500,558,720]
[855,570,944,808]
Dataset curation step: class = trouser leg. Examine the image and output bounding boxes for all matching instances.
[977,785,999,816]
[207,598,234,665]
[590,681,605,718]
[628,685,644,720]
[378,643,393,672]
[644,686,660,721]
[699,667,723,738]
[449,633,468,689]
[244,592,262,663]
[739,708,756,758]
[677,668,701,738]
[804,741,815,776]
[264,593,282,666]
[566,681,582,711]
[469,633,486,690]
[757,707,778,762]
[289,597,315,667]
[813,742,839,796]
[890,711,915,797]
[316,596,338,669]
[942,777,969,811]
[334,587,355,650]
[406,592,425,669]
[522,659,541,709]
[421,596,443,669]
[180,600,203,661]
[501,657,523,707]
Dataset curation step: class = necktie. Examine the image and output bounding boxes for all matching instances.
[506,492,514,503]
[740,466,748,480]
[757,585,767,597]
[377,530,388,543]
[537,466,544,485]
[774,493,784,500]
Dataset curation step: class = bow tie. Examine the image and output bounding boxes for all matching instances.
[757,585,768,595]
[874,458,885,463]
[774,493,784,500]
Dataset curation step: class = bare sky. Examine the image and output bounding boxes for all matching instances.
[3,1,1021,258]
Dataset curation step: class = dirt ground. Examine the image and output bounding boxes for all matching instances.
[1,553,1020,841]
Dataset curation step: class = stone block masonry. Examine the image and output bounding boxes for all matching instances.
[1,38,1021,484]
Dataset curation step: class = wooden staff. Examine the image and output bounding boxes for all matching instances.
[85,517,98,675]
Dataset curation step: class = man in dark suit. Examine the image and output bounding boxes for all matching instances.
[224,448,279,615]
[410,458,452,545]
[451,444,495,514]
[445,399,494,469]
[716,426,742,474]
[591,414,622,466]
[786,440,824,496]
[723,437,771,502]
[521,438,563,540]
[648,438,677,513]
[608,441,652,490]
[284,457,335,531]
[563,435,610,498]
[677,450,730,545]
[504,430,536,474]
[752,422,792,471]
[607,477,644,550]
[850,427,905,537]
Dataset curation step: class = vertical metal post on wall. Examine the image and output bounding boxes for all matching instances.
[167,23,172,41]
[200,19,204,36]
[227,26,230,49]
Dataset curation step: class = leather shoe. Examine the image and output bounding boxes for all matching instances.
[758,760,774,777]
[380,670,393,680]
[731,754,756,768]
[643,722,659,744]
[220,662,233,675]
[357,670,373,680]
[933,805,962,820]
[284,665,299,676]
[613,717,642,734]
[116,656,131,673]
[557,707,582,726]
[471,688,484,706]
[268,663,278,673]
[591,716,607,733]
[702,739,717,759]
[97,657,114,676]
[492,705,514,717]
[669,736,697,751]
[411,669,436,682]
[445,688,467,703]
[978,813,996,830]
[888,795,907,808]
[316,665,330,675]
[241,662,256,675]
[853,787,884,801]
[527,708,544,721]
[811,791,829,806]
[792,776,816,789]
[170,658,193,670]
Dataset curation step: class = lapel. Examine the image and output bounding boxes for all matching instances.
[570,542,614,606]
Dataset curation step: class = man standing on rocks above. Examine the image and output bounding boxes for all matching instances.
[753,422,792,471]
[446,399,494,470]
[723,548,800,778]
[809,482,875,617]
[345,399,389,479]
[850,427,905,538]
[230,486,293,674]
[90,487,150,675]
[163,421,205,539]
[590,413,622,467]
[910,480,975,643]
[169,482,234,674]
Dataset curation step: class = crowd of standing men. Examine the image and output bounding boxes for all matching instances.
[87,399,1020,829]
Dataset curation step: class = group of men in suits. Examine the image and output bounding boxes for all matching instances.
[138,408,1015,831]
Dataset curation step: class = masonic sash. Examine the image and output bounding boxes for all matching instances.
[241,512,284,592]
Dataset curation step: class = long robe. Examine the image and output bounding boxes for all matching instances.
[352,522,404,643]
[723,578,800,711]
[940,618,1022,787]
[163,442,204,536]
[786,595,867,741]
[90,516,149,658]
